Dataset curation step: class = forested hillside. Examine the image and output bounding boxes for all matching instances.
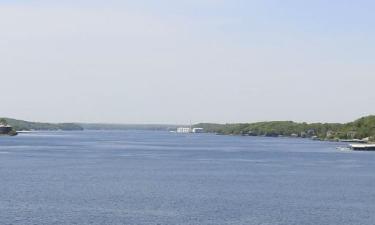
[195,116,375,141]
[1,118,83,131]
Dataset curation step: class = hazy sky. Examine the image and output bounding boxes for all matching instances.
[1,0,374,124]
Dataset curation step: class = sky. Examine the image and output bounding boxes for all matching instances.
[0,0,374,124]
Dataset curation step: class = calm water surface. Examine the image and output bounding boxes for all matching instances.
[0,131,374,225]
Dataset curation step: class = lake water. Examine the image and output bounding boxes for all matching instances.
[1,131,375,225]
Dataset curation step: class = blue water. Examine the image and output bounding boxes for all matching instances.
[1,131,375,225]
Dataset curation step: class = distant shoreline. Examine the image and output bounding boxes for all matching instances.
[194,115,375,144]
[2,115,374,144]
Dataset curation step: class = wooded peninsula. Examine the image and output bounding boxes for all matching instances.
[194,115,375,142]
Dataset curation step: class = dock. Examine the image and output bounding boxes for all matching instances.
[350,144,375,151]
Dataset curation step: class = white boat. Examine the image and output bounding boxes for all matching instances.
[350,144,375,151]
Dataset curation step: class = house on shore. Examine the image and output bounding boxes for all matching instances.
[192,128,204,133]
[0,119,17,136]
[0,124,13,135]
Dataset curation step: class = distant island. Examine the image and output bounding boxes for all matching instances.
[78,123,179,131]
[194,115,375,143]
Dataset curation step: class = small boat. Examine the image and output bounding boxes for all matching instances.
[336,146,351,151]
[350,144,375,151]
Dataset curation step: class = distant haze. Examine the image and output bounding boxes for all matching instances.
[1,0,374,124]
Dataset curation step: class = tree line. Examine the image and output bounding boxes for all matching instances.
[194,115,375,141]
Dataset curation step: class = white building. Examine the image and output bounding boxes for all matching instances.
[177,127,191,133]
[192,128,204,133]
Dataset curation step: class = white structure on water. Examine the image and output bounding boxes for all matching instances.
[177,127,191,133]
[192,128,204,133]
[176,127,204,133]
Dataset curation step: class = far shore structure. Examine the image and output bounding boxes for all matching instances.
[0,124,12,134]
[176,127,204,134]
[0,120,17,136]
[350,144,375,151]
